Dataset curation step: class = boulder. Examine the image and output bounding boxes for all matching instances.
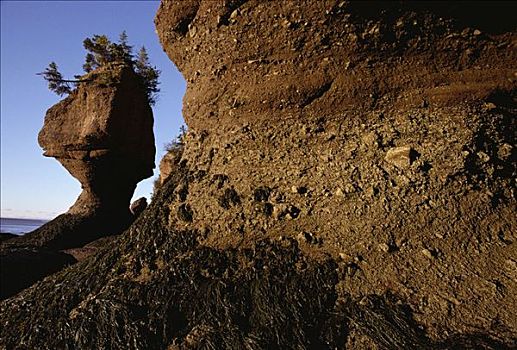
[130,197,148,217]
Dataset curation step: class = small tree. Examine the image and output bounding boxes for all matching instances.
[38,62,72,96]
[135,46,160,105]
[115,30,133,64]
[82,53,96,73]
[82,34,112,67]
[40,32,160,105]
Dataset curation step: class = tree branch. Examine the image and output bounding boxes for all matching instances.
[35,74,92,83]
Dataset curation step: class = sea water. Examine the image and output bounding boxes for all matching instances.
[0,218,48,235]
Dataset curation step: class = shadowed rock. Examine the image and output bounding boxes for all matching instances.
[130,197,148,217]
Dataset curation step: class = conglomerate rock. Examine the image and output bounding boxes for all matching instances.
[0,1,516,348]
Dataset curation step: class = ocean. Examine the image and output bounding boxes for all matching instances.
[0,217,48,235]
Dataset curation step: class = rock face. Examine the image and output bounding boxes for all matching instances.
[1,1,516,349]
[154,0,517,343]
[39,63,155,217]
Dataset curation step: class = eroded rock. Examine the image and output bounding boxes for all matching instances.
[130,197,148,217]
[39,63,155,218]
[0,64,155,299]
[0,1,516,348]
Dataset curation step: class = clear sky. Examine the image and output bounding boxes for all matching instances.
[1,1,186,219]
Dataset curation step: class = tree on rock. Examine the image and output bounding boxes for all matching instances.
[38,62,72,96]
[135,46,160,105]
[39,32,160,105]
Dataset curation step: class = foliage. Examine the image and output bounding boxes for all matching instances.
[164,125,187,153]
[37,62,73,96]
[152,126,188,199]
[135,46,160,105]
[40,31,160,105]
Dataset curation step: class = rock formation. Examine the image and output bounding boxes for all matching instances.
[130,197,148,217]
[0,63,155,299]
[154,1,517,343]
[1,1,516,348]
[38,63,155,219]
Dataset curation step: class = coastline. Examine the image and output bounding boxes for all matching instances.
[0,217,48,235]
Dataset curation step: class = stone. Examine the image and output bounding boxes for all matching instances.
[385,146,415,168]
[498,143,513,160]
[130,197,148,217]
[483,102,497,110]
[421,248,434,259]
[378,243,390,253]
[477,151,490,163]
[159,147,184,185]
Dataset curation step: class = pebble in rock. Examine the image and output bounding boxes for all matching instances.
[421,248,434,259]
[385,146,415,168]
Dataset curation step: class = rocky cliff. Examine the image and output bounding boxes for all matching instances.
[0,1,516,349]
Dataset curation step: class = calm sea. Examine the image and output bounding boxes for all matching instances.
[0,218,48,235]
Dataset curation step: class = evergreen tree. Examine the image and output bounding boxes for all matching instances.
[38,62,72,96]
[41,32,160,105]
[82,53,97,73]
[135,46,160,105]
[116,30,133,63]
[83,35,112,66]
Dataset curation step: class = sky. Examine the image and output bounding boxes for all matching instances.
[1,1,186,220]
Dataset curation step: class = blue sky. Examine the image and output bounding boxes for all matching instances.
[1,1,186,219]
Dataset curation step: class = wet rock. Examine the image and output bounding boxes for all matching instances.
[0,248,76,299]
[0,233,17,242]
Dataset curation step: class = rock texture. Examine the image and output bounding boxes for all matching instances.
[154,1,517,343]
[1,1,516,349]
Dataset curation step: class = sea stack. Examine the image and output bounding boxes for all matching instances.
[38,63,155,220]
[0,63,155,299]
